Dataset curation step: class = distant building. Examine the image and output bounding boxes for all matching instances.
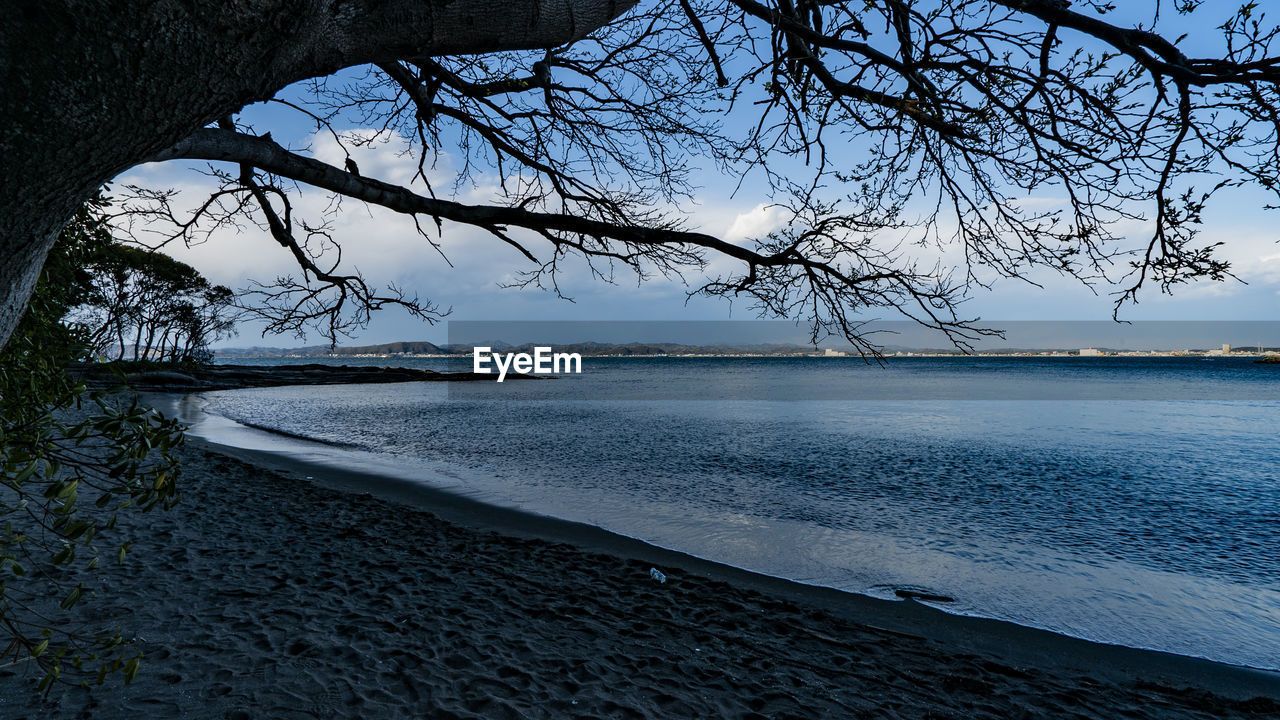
[1223,344,1231,354]
[822,348,848,357]
[1079,347,1103,357]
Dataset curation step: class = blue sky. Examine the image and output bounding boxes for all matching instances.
[116,5,1280,348]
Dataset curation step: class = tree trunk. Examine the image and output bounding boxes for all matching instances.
[0,0,634,350]
[132,322,143,362]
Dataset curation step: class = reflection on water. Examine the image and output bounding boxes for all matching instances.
[191,357,1280,669]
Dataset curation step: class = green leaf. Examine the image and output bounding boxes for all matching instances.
[13,459,40,484]
[60,585,83,610]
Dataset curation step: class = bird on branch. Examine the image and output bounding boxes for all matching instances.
[532,60,551,87]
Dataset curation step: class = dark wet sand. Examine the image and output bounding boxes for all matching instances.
[2,420,1278,718]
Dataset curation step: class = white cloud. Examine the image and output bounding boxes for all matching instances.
[724,203,788,244]
[111,128,734,345]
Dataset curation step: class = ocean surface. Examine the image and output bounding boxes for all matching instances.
[191,356,1280,669]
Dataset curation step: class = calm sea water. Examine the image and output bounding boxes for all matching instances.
[195,357,1280,669]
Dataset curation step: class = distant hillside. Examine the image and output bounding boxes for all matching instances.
[215,341,819,358]
[218,341,447,358]
[328,340,448,355]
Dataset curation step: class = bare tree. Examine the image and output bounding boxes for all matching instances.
[7,2,1280,354]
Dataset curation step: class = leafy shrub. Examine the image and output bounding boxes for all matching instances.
[0,198,184,691]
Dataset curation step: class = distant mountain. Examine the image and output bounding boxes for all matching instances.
[336,340,448,355]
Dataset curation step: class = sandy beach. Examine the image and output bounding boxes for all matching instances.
[2,419,1278,718]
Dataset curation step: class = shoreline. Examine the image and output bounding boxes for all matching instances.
[72,361,532,392]
[2,391,1276,717]
[171,394,1280,701]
